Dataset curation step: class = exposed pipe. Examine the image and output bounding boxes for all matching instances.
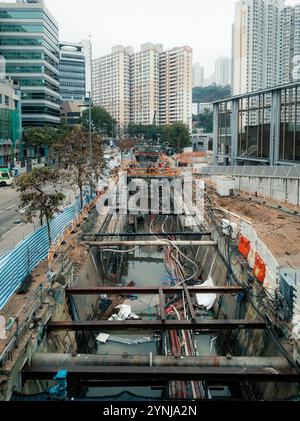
[31,354,290,370]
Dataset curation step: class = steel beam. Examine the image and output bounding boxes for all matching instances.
[31,354,290,370]
[183,284,196,321]
[22,365,300,382]
[85,240,217,247]
[47,319,266,332]
[84,232,211,238]
[159,287,166,321]
[66,286,244,295]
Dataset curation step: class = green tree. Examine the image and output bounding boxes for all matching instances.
[193,110,213,133]
[160,123,191,151]
[90,133,105,184]
[192,85,231,103]
[22,126,70,147]
[16,168,65,245]
[81,106,117,136]
[54,126,89,209]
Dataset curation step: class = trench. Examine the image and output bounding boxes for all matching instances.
[15,209,300,401]
[66,214,225,400]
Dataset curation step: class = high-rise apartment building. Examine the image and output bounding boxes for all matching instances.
[193,63,204,87]
[130,43,162,125]
[280,4,300,84]
[92,44,192,130]
[159,46,193,129]
[0,0,60,126]
[232,0,283,95]
[92,46,132,128]
[59,41,86,102]
[215,55,231,86]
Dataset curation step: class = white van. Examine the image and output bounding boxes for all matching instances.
[0,168,13,187]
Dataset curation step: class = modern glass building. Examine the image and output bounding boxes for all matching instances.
[213,81,300,166]
[0,78,22,166]
[59,41,86,102]
[0,0,60,126]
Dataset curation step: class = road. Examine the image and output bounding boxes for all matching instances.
[0,184,77,256]
[0,187,22,240]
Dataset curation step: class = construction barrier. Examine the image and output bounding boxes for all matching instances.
[0,195,94,310]
[238,222,279,289]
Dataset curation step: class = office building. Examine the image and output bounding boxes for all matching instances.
[193,63,204,87]
[60,100,85,126]
[59,41,86,102]
[0,78,22,166]
[0,0,60,126]
[213,81,300,166]
[215,55,231,86]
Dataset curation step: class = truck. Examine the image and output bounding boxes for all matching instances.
[0,167,13,187]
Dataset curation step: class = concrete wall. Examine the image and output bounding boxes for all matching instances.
[236,176,300,206]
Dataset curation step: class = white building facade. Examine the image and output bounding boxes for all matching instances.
[215,55,231,86]
[232,0,300,95]
[130,43,162,125]
[232,0,283,95]
[193,63,204,87]
[92,44,193,130]
[92,46,132,128]
[280,4,300,84]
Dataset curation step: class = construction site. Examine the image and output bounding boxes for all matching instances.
[0,146,300,402]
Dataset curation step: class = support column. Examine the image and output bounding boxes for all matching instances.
[270,89,281,166]
[213,103,219,165]
[231,98,239,166]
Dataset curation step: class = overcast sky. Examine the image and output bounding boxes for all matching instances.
[5,0,300,75]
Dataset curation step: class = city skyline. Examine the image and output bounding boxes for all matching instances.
[4,0,248,75]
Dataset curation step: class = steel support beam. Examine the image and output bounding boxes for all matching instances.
[159,287,166,321]
[231,98,239,166]
[84,232,211,238]
[47,319,266,332]
[183,284,196,321]
[22,365,300,382]
[213,103,219,165]
[31,354,291,370]
[66,286,244,295]
[84,240,217,247]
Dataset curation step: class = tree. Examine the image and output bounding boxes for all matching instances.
[193,110,213,133]
[16,168,65,245]
[22,126,70,147]
[160,123,191,151]
[192,85,231,103]
[81,106,117,136]
[126,123,191,152]
[54,126,89,209]
[90,133,105,184]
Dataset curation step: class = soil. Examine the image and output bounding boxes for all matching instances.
[209,189,300,269]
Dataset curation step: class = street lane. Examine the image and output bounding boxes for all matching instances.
[0,187,22,239]
[0,183,78,255]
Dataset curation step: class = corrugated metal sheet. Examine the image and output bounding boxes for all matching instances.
[0,196,88,310]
